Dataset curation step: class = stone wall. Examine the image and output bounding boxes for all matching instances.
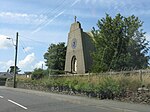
[5,80,150,105]
[0,77,7,86]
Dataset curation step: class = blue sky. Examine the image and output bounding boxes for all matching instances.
[0,0,150,73]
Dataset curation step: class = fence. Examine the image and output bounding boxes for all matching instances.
[49,69,150,76]
[48,69,150,84]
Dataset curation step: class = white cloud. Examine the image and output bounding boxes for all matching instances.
[0,12,47,25]
[6,60,14,66]
[0,53,36,72]
[34,61,46,69]
[18,53,35,68]
[0,60,14,71]
[24,47,33,52]
[0,35,13,49]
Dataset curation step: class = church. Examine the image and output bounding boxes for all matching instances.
[65,17,94,74]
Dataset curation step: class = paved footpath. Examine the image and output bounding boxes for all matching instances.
[0,86,150,112]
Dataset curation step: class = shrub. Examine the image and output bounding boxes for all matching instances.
[31,68,45,80]
[0,77,7,86]
[118,76,141,92]
[16,74,149,100]
[50,70,65,75]
[68,78,78,90]
[98,77,121,99]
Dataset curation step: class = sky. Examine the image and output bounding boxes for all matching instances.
[0,0,150,73]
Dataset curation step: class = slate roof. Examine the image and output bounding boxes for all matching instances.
[0,72,13,78]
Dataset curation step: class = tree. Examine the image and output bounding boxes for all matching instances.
[92,14,149,72]
[31,68,44,80]
[44,42,66,71]
[9,66,21,74]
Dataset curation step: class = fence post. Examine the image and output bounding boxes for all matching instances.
[139,70,143,85]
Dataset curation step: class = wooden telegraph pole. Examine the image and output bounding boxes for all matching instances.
[14,32,18,88]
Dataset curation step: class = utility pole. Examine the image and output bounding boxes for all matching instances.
[42,64,43,70]
[14,32,18,88]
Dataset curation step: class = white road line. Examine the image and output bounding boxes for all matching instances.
[0,96,4,98]
[8,99,28,110]
[109,106,139,112]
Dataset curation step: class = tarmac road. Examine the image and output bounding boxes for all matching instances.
[0,86,150,112]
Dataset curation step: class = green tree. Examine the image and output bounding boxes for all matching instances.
[44,42,66,71]
[9,66,21,74]
[31,68,44,80]
[92,14,149,72]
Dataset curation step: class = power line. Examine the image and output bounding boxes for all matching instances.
[31,0,81,34]
[32,0,68,32]
[15,1,79,44]
[19,39,29,55]
[34,0,79,33]
[19,38,45,67]
[19,35,49,45]
[15,0,79,50]
[36,0,62,16]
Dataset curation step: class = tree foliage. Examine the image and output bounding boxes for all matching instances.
[44,42,66,71]
[92,14,149,72]
[31,68,44,80]
[9,66,21,74]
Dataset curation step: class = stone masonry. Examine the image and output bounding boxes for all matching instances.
[65,21,94,74]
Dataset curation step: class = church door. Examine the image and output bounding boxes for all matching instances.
[71,56,77,73]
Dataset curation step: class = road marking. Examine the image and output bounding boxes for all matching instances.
[88,104,139,112]
[8,99,28,110]
[109,106,139,112]
[0,96,4,98]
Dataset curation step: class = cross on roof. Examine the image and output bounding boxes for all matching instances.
[74,16,77,22]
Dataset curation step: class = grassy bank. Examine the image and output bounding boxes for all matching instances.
[15,74,150,100]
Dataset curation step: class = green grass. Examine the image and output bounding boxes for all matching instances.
[16,73,150,99]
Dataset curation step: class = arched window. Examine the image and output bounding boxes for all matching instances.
[71,56,77,73]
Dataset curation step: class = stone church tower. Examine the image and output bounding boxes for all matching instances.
[65,18,94,74]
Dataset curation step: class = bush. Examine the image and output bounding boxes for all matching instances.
[50,70,65,75]
[31,68,45,80]
[68,78,78,89]
[16,74,149,100]
[118,77,141,92]
[0,77,7,86]
[98,77,121,99]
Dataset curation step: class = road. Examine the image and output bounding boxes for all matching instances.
[0,86,150,112]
